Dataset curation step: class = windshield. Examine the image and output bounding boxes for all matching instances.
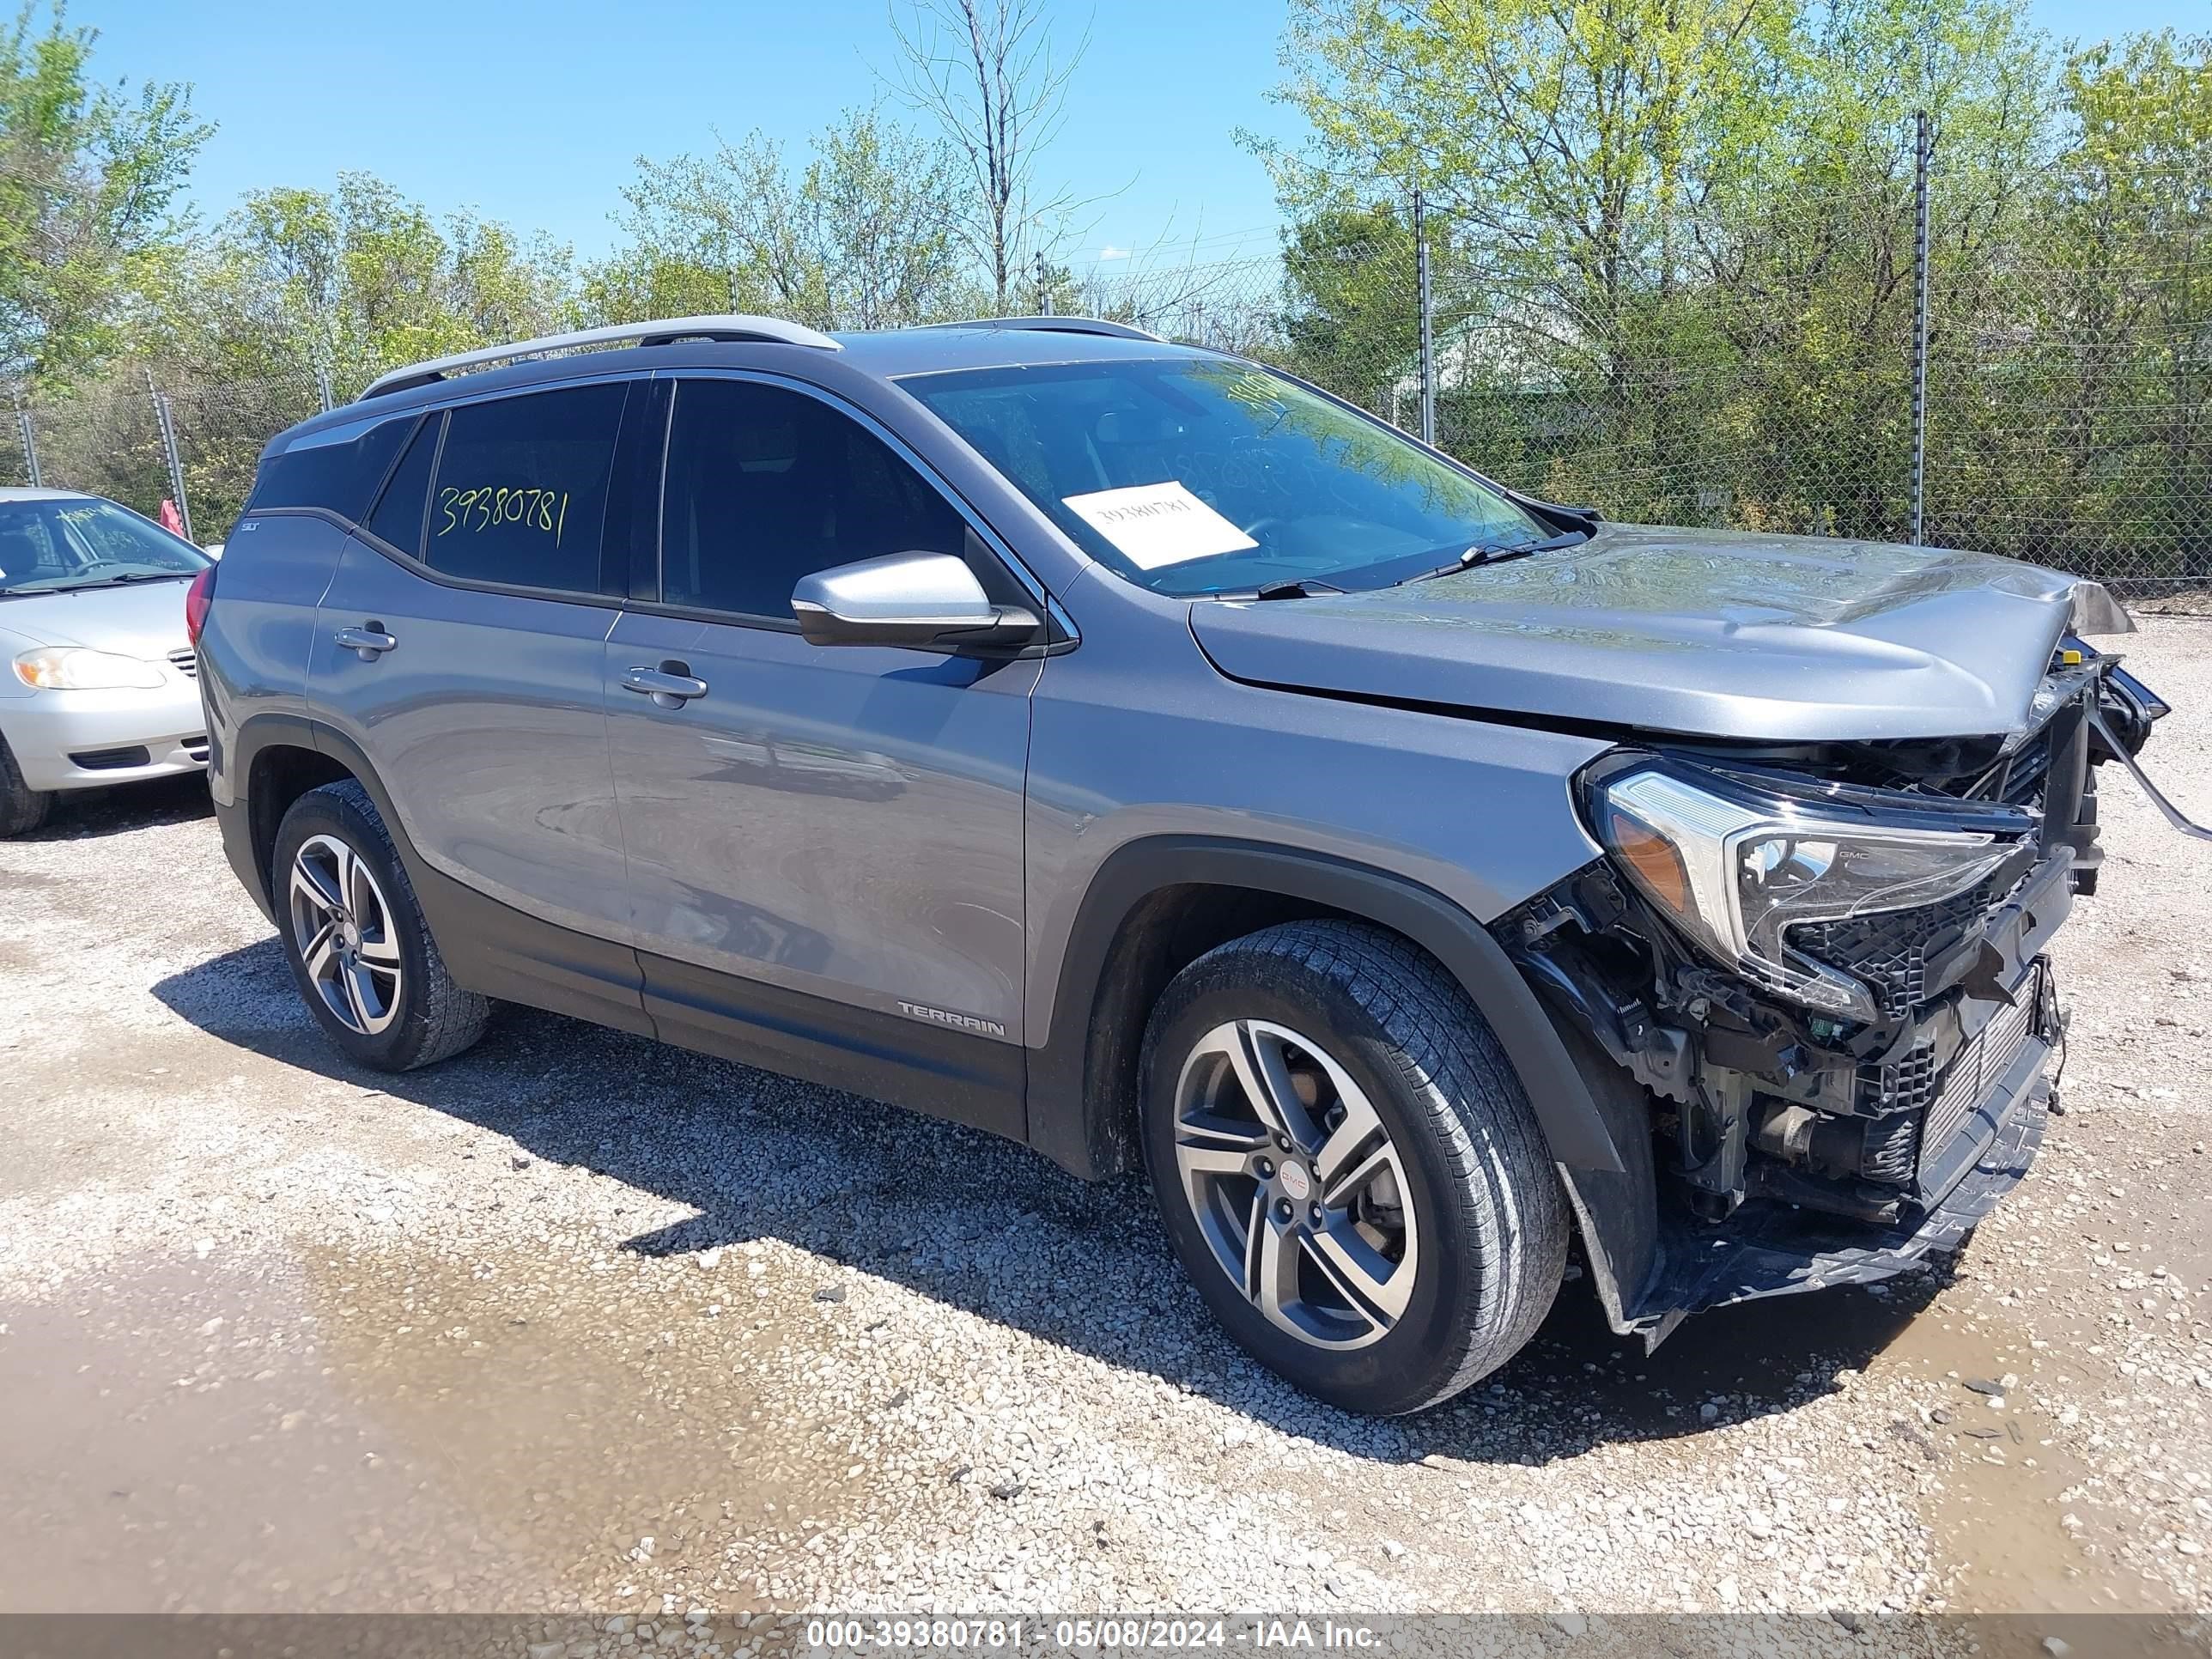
[901,357,1547,596]
[0,498,209,598]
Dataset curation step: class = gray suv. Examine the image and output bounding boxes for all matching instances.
[195,314,2193,1414]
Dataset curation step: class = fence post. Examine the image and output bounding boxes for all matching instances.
[1413,186,1436,446]
[1036,251,1051,316]
[13,396,38,487]
[1911,110,1933,546]
[146,369,194,545]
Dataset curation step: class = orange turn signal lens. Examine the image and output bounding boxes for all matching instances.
[1606,810,1692,917]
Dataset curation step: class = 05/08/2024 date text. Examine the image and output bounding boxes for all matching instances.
[804,1618,1387,1651]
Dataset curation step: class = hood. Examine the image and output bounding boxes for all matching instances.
[0,577,196,661]
[1189,525,2126,744]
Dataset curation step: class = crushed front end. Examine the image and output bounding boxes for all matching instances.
[1499,641,2176,1343]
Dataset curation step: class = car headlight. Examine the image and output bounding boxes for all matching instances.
[13,647,167,690]
[1587,759,2021,1024]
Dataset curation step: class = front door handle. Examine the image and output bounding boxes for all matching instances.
[621,661,709,708]
[334,623,398,660]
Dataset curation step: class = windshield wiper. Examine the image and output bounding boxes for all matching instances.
[1394,531,1586,586]
[1252,579,1345,600]
[44,571,193,592]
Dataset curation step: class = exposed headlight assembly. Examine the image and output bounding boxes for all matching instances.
[13,647,167,690]
[1586,758,2025,1024]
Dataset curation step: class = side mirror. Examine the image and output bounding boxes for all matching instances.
[792,552,1041,653]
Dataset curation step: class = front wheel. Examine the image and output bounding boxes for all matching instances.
[1140,920,1567,1414]
[0,732,52,837]
[272,780,489,1072]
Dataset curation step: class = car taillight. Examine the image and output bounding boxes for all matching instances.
[185,563,217,646]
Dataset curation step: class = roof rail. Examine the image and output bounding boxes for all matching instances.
[358,314,841,400]
[930,316,1167,344]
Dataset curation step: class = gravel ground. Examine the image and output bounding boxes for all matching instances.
[2,620,2210,1624]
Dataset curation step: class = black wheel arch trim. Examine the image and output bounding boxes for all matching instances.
[1030,836,1632,1183]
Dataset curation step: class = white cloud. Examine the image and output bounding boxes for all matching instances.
[1098,245,1131,261]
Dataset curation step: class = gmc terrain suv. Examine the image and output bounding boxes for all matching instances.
[193,314,2198,1414]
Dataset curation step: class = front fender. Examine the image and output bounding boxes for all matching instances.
[1030,836,1634,1176]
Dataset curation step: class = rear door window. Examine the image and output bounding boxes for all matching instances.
[425,383,629,594]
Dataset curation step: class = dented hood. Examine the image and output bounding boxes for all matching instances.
[1188,525,2129,744]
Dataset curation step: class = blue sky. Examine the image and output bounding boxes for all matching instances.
[80,0,2208,277]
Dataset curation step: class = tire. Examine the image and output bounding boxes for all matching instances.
[272,779,490,1072]
[0,732,53,838]
[1139,919,1568,1415]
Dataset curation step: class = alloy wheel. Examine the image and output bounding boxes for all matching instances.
[1170,1018,1419,1350]
[288,833,403,1036]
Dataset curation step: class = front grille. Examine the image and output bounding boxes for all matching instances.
[1858,1040,1941,1113]
[1790,872,2014,1020]
[168,647,197,680]
[1919,976,2039,1172]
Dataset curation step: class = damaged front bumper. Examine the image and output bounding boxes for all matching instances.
[1512,842,2069,1344]
[1645,966,2056,1340]
[1499,642,2200,1346]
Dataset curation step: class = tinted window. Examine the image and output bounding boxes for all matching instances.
[363,414,438,556]
[427,383,628,592]
[661,379,966,618]
[248,414,414,521]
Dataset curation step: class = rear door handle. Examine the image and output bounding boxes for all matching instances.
[621,662,709,708]
[333,624,398,660]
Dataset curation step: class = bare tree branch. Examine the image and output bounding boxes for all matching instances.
[885,0,1091,309]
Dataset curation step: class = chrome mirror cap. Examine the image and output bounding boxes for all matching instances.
[792,552,1040,653]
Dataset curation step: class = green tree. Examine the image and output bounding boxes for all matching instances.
[0,3,208,383]
[163,173,575,392]
[1264,0,1797,370]
[1258,0,2057,532]
[1277,204,1417,406]
[601,106,968,330]
[1937,32,2212,573]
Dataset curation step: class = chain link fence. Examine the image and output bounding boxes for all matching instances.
[4,368,325,547]
[1079,131,2211,610]
[1,123,2204,608]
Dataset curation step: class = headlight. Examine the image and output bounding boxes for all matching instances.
[13,647,167,690]
[1588,760,2020,1024]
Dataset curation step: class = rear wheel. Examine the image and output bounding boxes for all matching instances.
[273,780,489,1071]
[1140,919,1567,1414]
[0,732,52,837]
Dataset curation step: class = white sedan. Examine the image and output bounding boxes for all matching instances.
[0,488,215,836]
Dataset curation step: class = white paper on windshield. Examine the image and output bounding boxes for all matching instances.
[1061,481,1257,570]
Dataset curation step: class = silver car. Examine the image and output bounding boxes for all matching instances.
[0,488,214,835]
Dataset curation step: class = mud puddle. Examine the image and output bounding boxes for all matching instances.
[1875,1272,2172,1616]
[0,1240,863,1613]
